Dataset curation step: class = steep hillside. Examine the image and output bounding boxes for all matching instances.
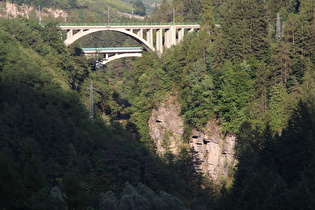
[1,0,315,209]
[0,0,145,22]
[0,17,215,210]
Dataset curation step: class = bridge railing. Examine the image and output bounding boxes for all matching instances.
[82,47,142,51]
[59,22,199,26]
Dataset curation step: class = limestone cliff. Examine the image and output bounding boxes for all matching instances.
[148,95,236,181]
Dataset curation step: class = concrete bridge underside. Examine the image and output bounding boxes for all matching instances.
[82,47,143,66]
[60,24,200,55]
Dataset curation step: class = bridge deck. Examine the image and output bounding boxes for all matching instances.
[60,22,199,26]
[82,47,143,54]
[60,23,200,30]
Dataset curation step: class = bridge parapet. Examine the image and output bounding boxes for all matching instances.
[60,23,200,54]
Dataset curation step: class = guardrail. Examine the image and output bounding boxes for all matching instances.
[59,22,199,26]
[82,47,142,51]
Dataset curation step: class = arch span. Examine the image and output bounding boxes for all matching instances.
[101,53,142,65]
[60,24,200,55]
[64,28,155,52]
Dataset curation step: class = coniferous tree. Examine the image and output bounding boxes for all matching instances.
[200,0,216,39]
[277,101,314,183]
[296,0,315,64]
[270,41,294,87]
[213,0,270,65]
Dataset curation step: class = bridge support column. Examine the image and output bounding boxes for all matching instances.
[67,29,73,39]
[156,29,163,54]
[165,26,176,48]
[137,29,143,38]
[188,28,194,33]
[146,29,153,47]
[178,28,185,43]
[165,29,170,48]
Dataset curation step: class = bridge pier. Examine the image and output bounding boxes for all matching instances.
[67,29,73,38]
[178,28,185,43]
[156,29,163,54]
[137,29,143,38]
[146,29,153,47]
[164,26,176,48]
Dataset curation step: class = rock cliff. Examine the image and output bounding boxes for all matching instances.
[148,95,185,155]
[149,95,236,181]
[189,122,236,180]
[0,2,68,21]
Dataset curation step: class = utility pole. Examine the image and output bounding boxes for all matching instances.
[38,5,41,24]
[276,12,281,42]
[6,5,8,19]
[172,7,175,25]
[89,81,95,123]
[107,7,110,26]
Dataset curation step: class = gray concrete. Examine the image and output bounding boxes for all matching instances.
[82,47,143,66]
[60,24,200,55]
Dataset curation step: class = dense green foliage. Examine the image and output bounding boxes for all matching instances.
[1,0,315,209]
[101,0,315,208]
[147,0,203,22]
[131,0,146,16]
[0,17,215,209]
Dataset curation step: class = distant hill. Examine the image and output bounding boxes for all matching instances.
[0,0,164,22]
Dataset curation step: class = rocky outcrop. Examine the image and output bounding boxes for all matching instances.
[0,2,68,21]
[190,121,236,180]
[148,95,236,181]
[148,95,185,155]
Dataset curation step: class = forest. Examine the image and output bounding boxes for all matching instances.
[0,0,315,209]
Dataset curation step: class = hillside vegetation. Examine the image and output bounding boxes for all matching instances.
[100,0,315,209]
[0,0,315,209]
[0,17,215,209]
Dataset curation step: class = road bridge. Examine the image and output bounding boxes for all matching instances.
[60,23,200,55]
[82,47,143,66]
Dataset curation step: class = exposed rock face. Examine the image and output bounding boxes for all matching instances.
[148,95,185,155]
[190,121,236,180]
[148,96,236,180]
[1,2,68,21]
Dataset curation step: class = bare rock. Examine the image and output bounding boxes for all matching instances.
[1,2,68,21]
[189,120,236,180]
[148,96,236,181]
[148,95,184,155]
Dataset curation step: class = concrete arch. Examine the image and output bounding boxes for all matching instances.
[101,53,142,65]
[64,28,155,52]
